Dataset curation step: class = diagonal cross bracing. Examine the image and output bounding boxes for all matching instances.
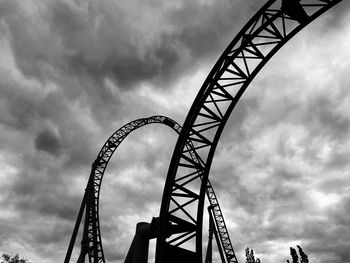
[156,1,343,262]
[65,115,239,263]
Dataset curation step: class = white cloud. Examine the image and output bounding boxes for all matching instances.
[1,0,350,262]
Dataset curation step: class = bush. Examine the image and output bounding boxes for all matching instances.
[1,253,31,263]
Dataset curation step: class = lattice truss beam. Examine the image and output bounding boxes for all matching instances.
[206,180,237,263]
[66,115,238,263]
[156,0,343,261]
[84,116,181,263]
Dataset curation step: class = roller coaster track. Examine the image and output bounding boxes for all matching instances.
[155,1,344,262]
[65,115,238,263]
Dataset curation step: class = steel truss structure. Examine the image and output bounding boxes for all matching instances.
[65,115,238,263]
[155,1,343,262]
[65,0,345,262]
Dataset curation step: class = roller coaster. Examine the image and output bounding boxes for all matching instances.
[65,0,344,262]
[65,116,238,263]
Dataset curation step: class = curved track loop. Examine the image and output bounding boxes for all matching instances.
[66,115,238,263]
[156,1,343,262]
[82,116,181,262]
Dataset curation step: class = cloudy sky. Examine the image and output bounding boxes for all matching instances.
[1,0,350,262]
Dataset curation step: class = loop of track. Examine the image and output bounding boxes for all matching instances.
[66,115,238,263]
[82,116,181,262]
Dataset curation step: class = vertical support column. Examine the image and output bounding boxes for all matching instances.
[205,207,214,263]
[208,206,227,263]
[64,192,87,263]
[124,222,152,263]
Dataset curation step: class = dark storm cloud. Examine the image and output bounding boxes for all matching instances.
[168,0,249,60]
[325,149,350,169]
[0,82,98,166]
[49,0,174,87]
[0,170,81,261]
[0,0,350,262]
[34,129,62,156]
[1,0,258,91]
[0,84,40,130]
[8,164,81,221]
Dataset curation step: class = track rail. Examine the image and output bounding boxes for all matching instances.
[155,1,343,262]
[65,115,238,263]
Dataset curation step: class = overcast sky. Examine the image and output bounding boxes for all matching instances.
[1,0,350,262]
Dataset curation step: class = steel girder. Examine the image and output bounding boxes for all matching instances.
[206,180,237,263]
[155,1,343,262]
[65,115,238,263]
[65,116,180,263]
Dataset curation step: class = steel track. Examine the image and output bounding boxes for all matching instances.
[155,1,344,262]
[65,115,238,263]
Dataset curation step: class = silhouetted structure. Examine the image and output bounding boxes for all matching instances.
[1,253,30,263]
[65,116,238,263]
[281,0,309,24]
[64,0,343,262]
[245,248,261,263]
[124,220,158,263]
[286,246,309,263]
[155,1,341,262]
[290,247,299,263]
